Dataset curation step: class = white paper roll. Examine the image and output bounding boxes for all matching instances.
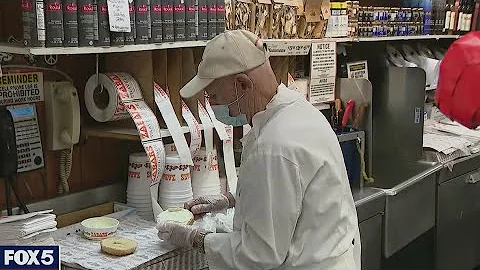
[154,83,193,166]
[198,101,214,158]
[204,97,229,141]
[401,44,423,66]
[84,73,136,122]
[417,43,435,59]
[181,100,202,159]
[85,72,166,186]
[223,125,238,196]
[85,72,166,219]
[386,45,417,68]
[401,44,441,89]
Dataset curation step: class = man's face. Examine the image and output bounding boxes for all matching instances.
[204,76,243,117]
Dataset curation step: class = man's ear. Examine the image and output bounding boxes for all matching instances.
[234,74,253,93]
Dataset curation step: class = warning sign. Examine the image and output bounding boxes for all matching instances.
[0,72,44,105]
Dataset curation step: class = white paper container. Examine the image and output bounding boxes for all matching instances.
[164,143,178,155]
[191,148,221,197]
[158,155,193,209]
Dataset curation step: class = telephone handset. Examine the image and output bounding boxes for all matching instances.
[0,106,31,215]
[44,82,80,194]
[0,107,18,177]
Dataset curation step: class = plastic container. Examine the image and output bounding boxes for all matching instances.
[81,217,119,240]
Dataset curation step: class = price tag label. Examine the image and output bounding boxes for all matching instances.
[265,41,312,56]
[107,0,131,32]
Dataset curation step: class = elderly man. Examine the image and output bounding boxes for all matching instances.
[157,30,361,270]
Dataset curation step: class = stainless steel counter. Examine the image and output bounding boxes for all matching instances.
[369,159,443,258]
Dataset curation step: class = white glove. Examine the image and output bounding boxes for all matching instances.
[184,194,230,215]
[156,222,198,248]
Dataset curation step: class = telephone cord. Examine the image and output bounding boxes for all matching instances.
[58,147,72,194]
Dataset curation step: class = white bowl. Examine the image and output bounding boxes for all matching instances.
[81,217,119,240]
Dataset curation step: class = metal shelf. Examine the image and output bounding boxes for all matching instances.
[0,35,460,56]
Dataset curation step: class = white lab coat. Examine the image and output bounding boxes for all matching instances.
[205,84,361,270]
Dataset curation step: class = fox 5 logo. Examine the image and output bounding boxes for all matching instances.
[0,246,60,269]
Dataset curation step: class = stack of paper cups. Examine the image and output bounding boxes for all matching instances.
[158,155,194,209]
[164,143,178,156]
[191,148,221,197]
[127,153,154,220]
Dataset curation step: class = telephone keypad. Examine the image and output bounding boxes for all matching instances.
[6,104,44,172]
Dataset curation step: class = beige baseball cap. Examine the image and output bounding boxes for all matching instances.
[179,30,267,98]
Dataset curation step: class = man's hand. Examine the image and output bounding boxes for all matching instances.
[184,194,232,217]
[156,222,198,248]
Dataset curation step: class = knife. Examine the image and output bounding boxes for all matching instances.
[341,99,355,130]
[334,99,343,130]
[353,102,369,130]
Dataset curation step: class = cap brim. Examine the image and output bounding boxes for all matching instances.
[180,75,215,98]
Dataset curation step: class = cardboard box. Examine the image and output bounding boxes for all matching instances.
[254,0,272,38]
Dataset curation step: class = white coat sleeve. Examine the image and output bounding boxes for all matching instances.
[204,152,302,270]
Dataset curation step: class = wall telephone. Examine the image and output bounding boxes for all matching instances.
[0,106,32,215]
[44,82,80,194]
[5,103,45,173]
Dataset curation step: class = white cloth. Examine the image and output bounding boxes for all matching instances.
[204,84,361,269]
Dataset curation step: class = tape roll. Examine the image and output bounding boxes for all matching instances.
[401,44,422,65]
[433,47,446,60]
[85,73,143,122]
[386,45,407,67]
[85,72,166,188]
[417,43,435,59]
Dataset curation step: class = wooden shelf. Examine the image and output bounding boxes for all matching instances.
[83,124,203,141]
[0,41,209,56]
[0,35,460,56]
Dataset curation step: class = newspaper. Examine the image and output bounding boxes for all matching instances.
[54,215,177,270]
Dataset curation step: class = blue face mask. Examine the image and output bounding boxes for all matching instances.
[211,105,248,127]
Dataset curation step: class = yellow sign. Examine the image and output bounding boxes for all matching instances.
[0,72,44,105]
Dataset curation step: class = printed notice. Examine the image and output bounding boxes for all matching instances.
[310,42,336,78]
[347,61,369,80]
[309,77,336,104]
[309,42,336,104]
[0,72,44,105]
[107,0,131,32]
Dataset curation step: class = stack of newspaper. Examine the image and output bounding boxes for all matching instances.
[0,210,57,245]
[423,107,480,165]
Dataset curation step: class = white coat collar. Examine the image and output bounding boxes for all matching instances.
[241,84,303,144]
